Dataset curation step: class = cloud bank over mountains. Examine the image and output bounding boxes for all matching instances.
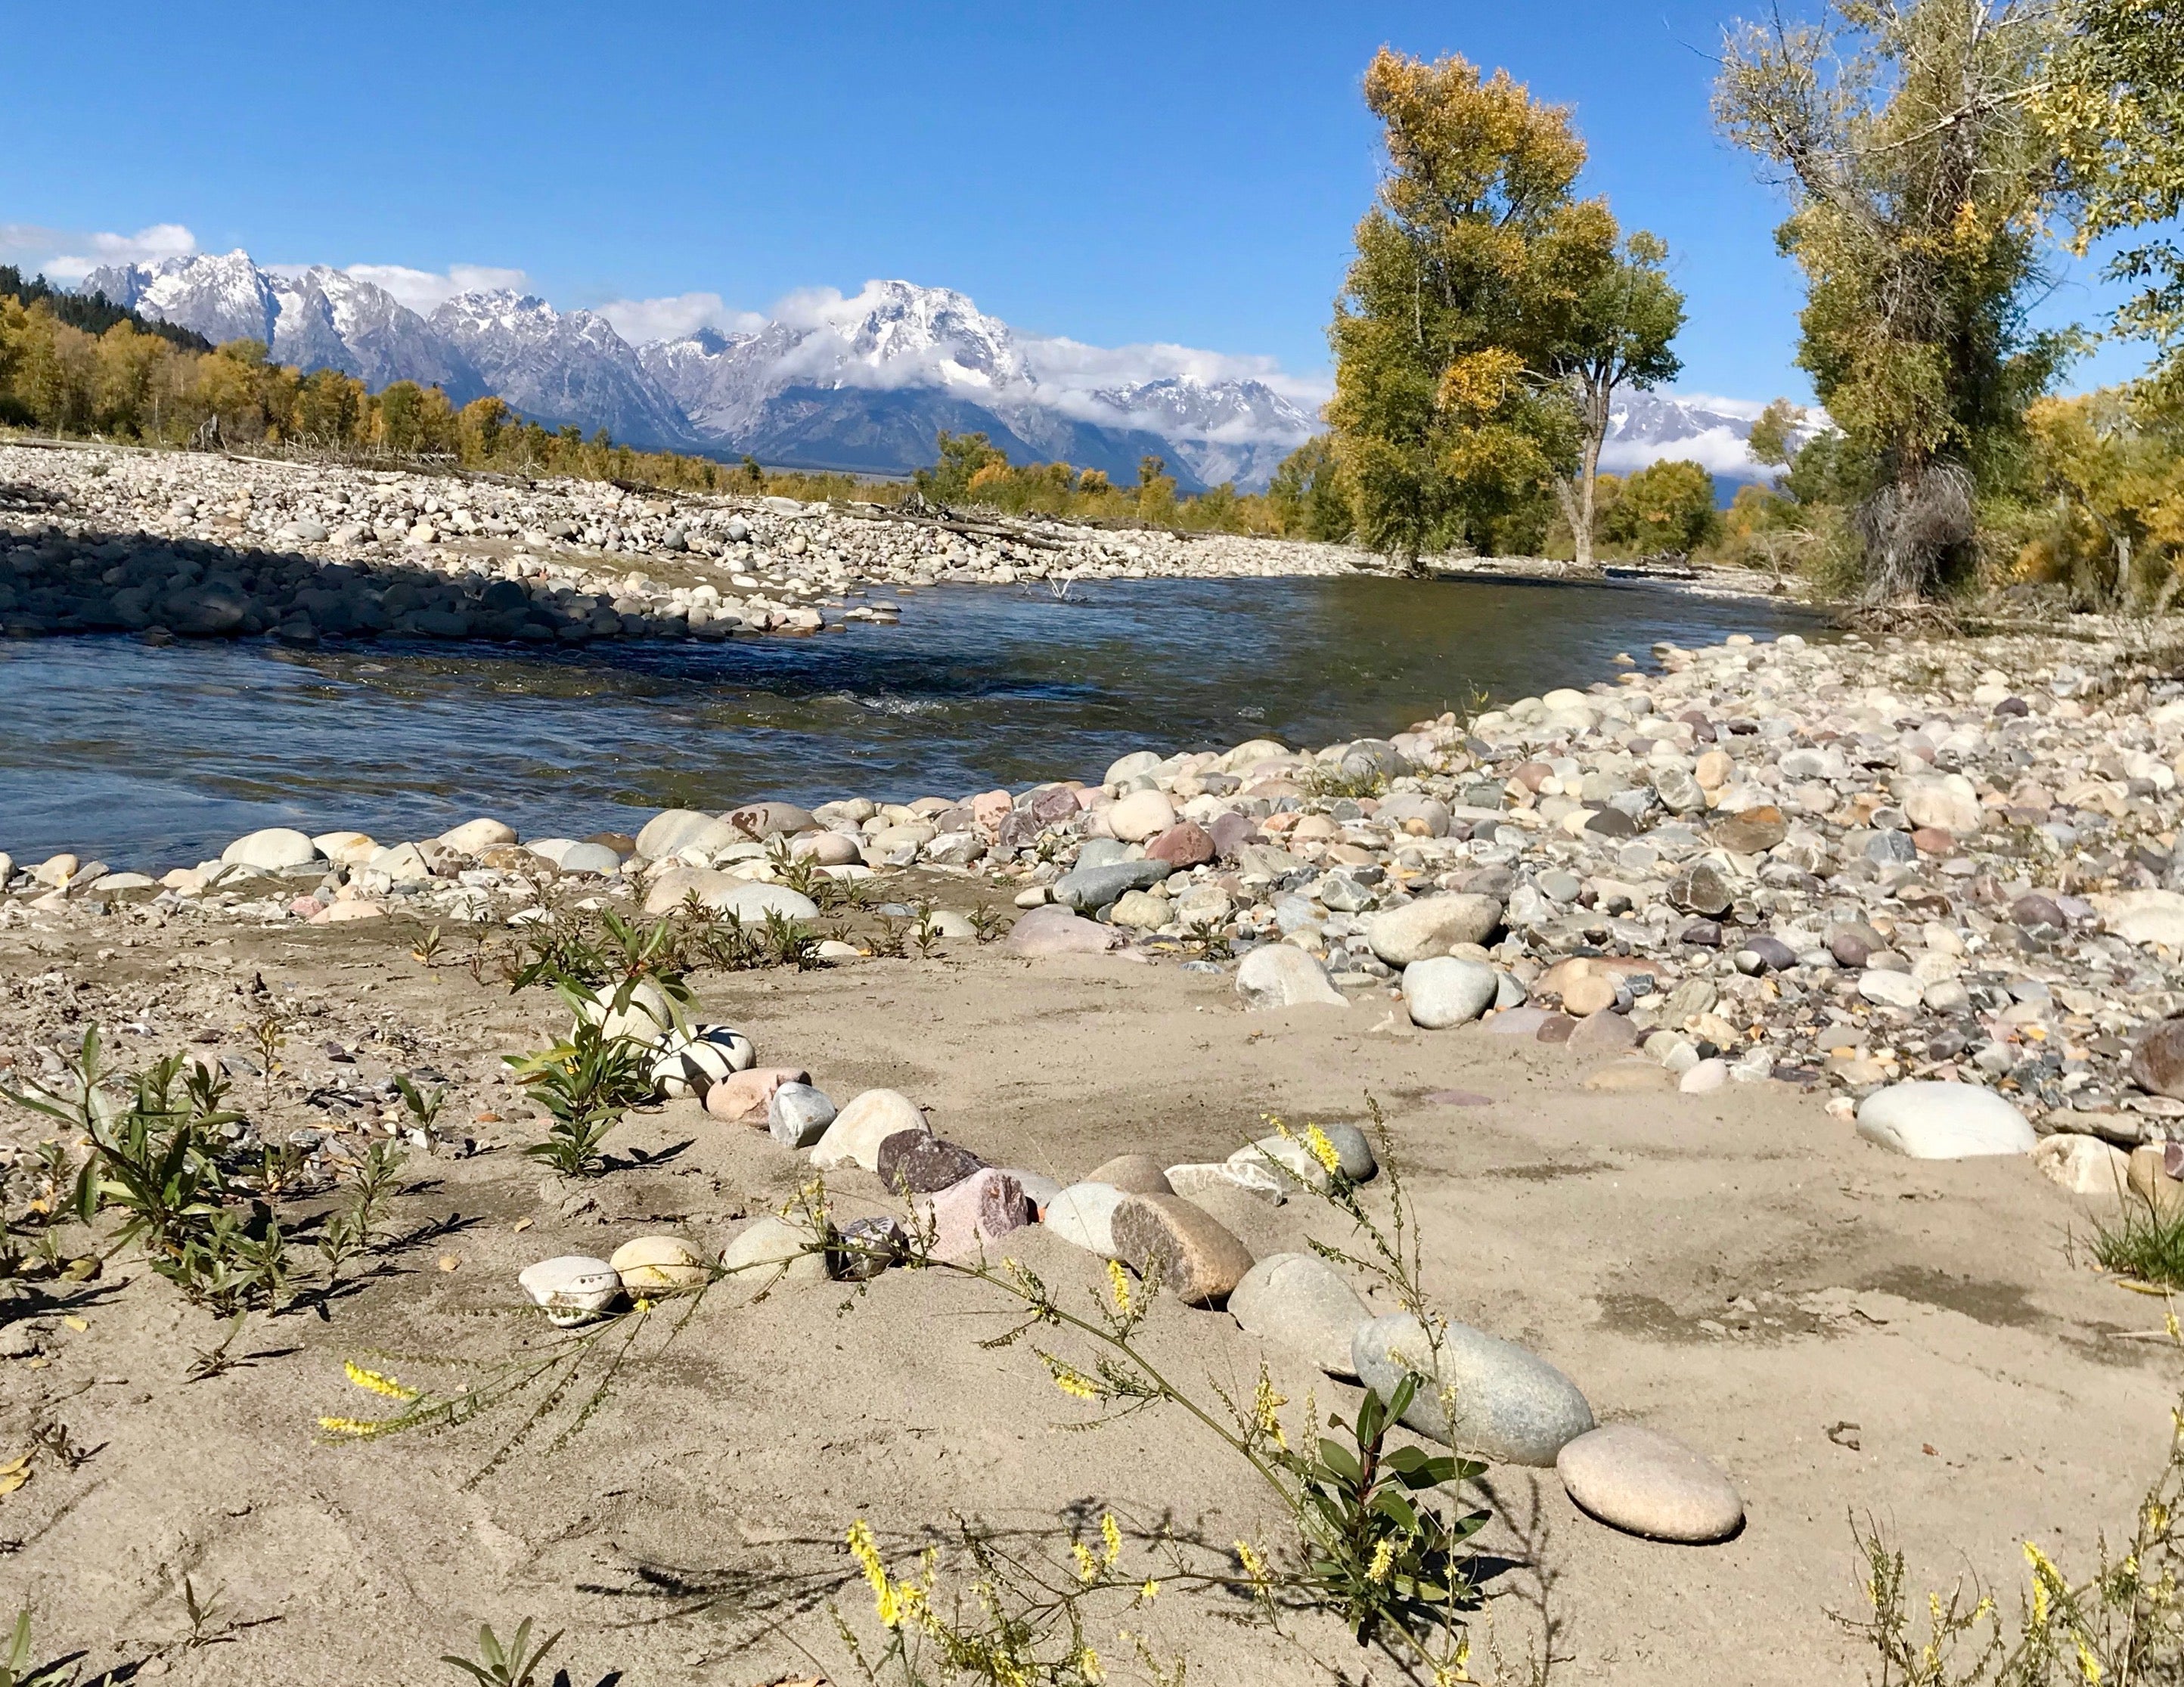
[12,221,1791,491]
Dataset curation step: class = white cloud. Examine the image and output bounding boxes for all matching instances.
[1018,333,1329,408]
[0,222,198,280]
[594,290,763,344]
[340,262,529,313]
[1599,424,1769,480]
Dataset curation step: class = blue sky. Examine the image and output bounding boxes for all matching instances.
[0,0,2148,405]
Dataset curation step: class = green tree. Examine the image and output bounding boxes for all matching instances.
[1745,397,1807,478]
[1134,454,1177,522]
[2042,0,2184,395]
[1267,436,1357,541]
[1548,231,1686,566]
[1602,457,1719,554]
[1325,48,1620,567]
[915,430,1008,502]
[1715,0,2072,600]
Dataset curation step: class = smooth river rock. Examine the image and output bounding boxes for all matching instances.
[1228,1252,1373,1378]
[1352,1311,1595,1466]
[1402,957,1499,1028]
[1109,1194,1255,1305]
[221,827,319,871]
[1855,1081,2036,1159]
[1236,944,1348,1009]
[1366,894,1503,966]
[1556,1425,1745,1543]
[812,1089,929,1171]
[768,1081,838,1148]
[1044,1183,1128,1254]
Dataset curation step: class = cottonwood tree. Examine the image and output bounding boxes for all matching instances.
[2042,0,2184,394]
[1546,231,1686,566]
[1326,48,1622,566]
[1715,0,2072,601]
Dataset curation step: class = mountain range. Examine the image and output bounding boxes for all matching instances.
[81,251,1780,492]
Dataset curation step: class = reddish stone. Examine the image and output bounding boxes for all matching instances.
[706,1066,810,1125]
[1145,820,1216,867]
[1911,826,1956,855]
[917,1168,1032,1259]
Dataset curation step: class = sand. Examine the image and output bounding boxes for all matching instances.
[0,901,2167,1685]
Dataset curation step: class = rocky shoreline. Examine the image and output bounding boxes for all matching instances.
[10,608,2184,1195]
[0,440,1358,645]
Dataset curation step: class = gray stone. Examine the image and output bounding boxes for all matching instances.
[221,827,319,871]
[1366,894,1503,966]
[1053,858,1172,914]
[1110,1194,1255,1305]
[721,1215,827,1280]
[634,808,742,861]
[1855,1082,2037,1159]
[1045,1182,1127,1254]
[1556,1425,1744,1543]
[559,842,622,876]
[768,1081,838,1148]
[1236,945,1348,1009]
[877,1131,987,1194]
[1403,957,1499,1028]
[1351,1311,1595,1466]
[1008,904,1125,955]
[1230,1252,1374,1378]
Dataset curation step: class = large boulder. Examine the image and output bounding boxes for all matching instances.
[1366,895,1502,966]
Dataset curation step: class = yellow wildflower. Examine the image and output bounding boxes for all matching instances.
[1101,1512,1123,1568]
[1303,1124,1342,1177]
[1138,1578,1161,1602]
[1367,1539,1395,1583]
[1044,1357,1102,1401]
[317,1416,395,1437]
[343,1360,418,1401]
[1106,1259,1132,1316]
[847,1518,907,1628]
[1253,1372,1289,1450]
[2077,1635,2105,1684]
[1235,1538,1270,1590]
[1076,1645,1103,1684]
[1072,1541,1099,1583]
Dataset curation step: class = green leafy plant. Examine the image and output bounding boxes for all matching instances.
[442,1619,561,1687]
[0,1610,75,1687]
[3,1031,290,1315]
[968,902,1011,944]
[507,981,658,1179]
[318,1139,409,1279]
[411,925,448,969]
[394,1075,446,1136]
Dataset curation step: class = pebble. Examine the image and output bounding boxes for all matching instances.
[1855,1082,2037,1159]
[1228,1252,1373,1378]
[1082,1153,1173,1194]
[1556,1425,1745,1543]
[877,1131,987,1195]
[706,1065,808,1125]
[1351,1312,1595,1466]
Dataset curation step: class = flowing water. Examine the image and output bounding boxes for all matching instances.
[0,574,1823,868]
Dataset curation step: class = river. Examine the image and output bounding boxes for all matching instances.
[0,573,1823,868]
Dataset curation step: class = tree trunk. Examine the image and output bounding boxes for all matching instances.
[1568,373,1611,569]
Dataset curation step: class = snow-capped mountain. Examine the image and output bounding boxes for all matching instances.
[1599,390,1818,485]
[79,249,1792,494]
[427,290,695,451]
